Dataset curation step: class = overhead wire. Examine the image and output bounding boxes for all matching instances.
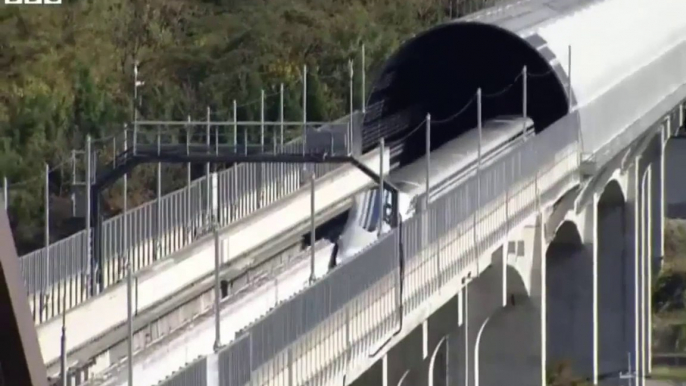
[6,157,75,189]
[432,94,478,125]
[427,66,556,127]
[3,66,560,192]
[481,71,524,98]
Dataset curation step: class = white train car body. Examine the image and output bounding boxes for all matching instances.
[333,116,534,266]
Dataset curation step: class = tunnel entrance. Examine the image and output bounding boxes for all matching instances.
[362,22,569,165]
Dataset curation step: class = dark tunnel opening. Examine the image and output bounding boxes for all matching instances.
[362,22,570,165]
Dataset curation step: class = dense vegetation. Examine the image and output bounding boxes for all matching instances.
[653,219,686,352]
[1,0,497,254]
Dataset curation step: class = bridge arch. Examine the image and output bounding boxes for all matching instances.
[397,369,411,386]
[596,179,633,374]
[552,220,583,246]
[599,179,626,208]
[427,335,448,386]
[476,264,539,386]
[546,220,593,380]
[362,22,569,162]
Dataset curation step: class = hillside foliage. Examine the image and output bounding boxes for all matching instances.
[0,0,496,254]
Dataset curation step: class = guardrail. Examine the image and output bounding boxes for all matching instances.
[20,112,364,324]
[142,111,581,386]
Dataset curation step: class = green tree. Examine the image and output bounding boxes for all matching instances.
[0,0,465,253]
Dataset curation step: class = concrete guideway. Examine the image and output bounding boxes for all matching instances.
[187,139,580,386]
[48,198,349,382]
[92,243,336,386]
[79,129,527,385]
[30,162,308,322]
[37,147,388,367]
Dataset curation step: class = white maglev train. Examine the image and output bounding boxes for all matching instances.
[330,115,535,267]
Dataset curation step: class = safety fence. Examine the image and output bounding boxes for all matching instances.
[152,111,581,386]
[20,112,364,324]
[158,358,208,386]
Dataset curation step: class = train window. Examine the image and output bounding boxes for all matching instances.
[363,189,393,232]
[220,280,230,299]
[363,190,381,232]
[383,203,393,224]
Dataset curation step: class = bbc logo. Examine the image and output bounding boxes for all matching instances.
[5,0,62,4]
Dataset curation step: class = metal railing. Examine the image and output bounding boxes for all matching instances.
[150,110,581,386]
[19,112,364,324]
[157,358,208,386]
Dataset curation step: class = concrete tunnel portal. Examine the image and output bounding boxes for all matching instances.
[362,22,571,164]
